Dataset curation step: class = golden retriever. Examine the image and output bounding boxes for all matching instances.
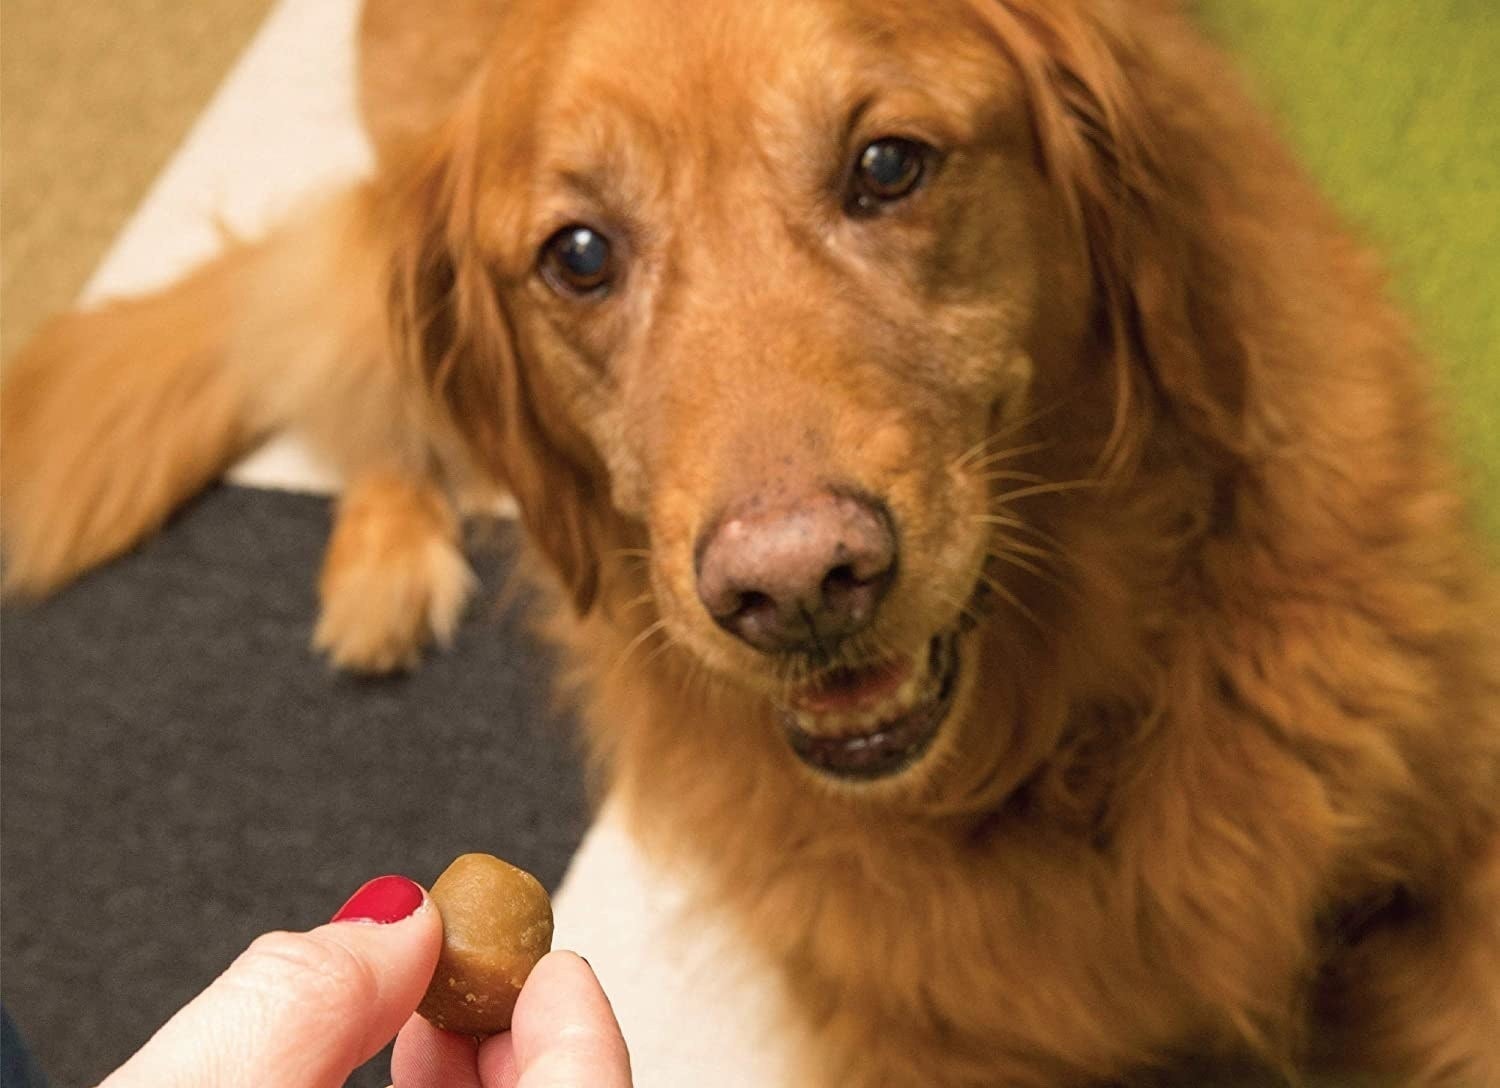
[4,0,1498,1083]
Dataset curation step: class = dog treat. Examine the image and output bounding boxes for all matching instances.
[417,853,554,1036]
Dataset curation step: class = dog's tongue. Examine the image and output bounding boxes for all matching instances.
[791,656,914,716]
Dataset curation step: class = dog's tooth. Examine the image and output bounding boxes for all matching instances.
[819,710,852,734]
[788,644,957,740]
[901,651,933,702]
[907,674,927,704]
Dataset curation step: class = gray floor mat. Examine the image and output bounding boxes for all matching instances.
[1,485,590,1087]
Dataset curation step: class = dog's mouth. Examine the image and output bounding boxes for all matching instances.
[779,630,962,781]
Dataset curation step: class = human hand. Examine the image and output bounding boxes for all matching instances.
[98,875,631,1088]
[391,949,631,1088]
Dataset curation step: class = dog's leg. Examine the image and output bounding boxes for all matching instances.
[3,185,485,670]
[313,468,475,673]
[1316,843,1500,1086]
[0,188,386,597]
[258,192,484,672]
[1,244,266,594]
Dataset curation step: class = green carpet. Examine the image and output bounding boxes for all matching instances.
[1199,1,1500,541]
[1180,13,1496,1081]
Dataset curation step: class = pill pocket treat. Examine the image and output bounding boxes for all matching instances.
[417,853,554,1036]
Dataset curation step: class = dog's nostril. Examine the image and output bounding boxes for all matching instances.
[734,589,776,621]
[821,563,861,596]
[820,561,887,631]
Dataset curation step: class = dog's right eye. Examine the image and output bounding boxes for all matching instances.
[540,225,615,296]
[846,137,932,216]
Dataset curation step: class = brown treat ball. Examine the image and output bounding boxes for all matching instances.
[417,853,554,1036]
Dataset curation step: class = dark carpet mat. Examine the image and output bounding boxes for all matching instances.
[0,485,590,1088]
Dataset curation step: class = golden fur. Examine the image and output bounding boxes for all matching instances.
[3,1,1498,1083]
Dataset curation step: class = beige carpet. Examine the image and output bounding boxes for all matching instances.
[0,0,275,359]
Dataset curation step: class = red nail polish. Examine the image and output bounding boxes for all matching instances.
[331,875,425,924]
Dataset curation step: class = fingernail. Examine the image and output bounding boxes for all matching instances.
[331,875,425,924]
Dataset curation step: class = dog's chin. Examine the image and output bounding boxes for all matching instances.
[777,627,965,784]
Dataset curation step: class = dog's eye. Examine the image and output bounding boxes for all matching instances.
[541,225,614,295]
[847,138,930,215]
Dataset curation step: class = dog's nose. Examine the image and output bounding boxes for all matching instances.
[695,490,896,654]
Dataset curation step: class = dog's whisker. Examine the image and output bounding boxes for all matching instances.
[953,434,1014,473]
[935,590,986,631]
[683,657,717,714]
[952,442,988,474]
[620,589,657,615]
[972,514,1068,553]
[951,422,1024,471]
[963,439,1057,473]
[639,631,685,672]
[973,469,1051,486]
[989,536,1062,565]
[954,441,1044,477]
[986,550,1072,595]
[605,547,653,561]
[951,400,1069,471]
[990,478,1102,505]
[983,532,1066,572]
[970,573,1047,638]
[610,618,670,678]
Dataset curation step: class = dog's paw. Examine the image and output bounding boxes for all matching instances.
[314,474,476,673]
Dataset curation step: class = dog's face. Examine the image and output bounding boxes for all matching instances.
[399,0,1184,799]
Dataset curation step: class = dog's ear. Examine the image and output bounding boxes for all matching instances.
[978,1,1252,471]
[385,106,604,614]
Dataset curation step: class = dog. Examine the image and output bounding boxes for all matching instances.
[4,0,1498,1083]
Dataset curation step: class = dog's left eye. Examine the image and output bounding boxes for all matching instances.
[847,137,931,215]
[541,225,615,296]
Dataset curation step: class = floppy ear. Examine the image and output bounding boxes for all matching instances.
[977,0,1253,471]
[385,105,604,614]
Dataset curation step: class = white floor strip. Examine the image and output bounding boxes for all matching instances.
[83,0,369,494]
[79,1,793,1081]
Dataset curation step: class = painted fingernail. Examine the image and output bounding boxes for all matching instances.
[331,875,425,924]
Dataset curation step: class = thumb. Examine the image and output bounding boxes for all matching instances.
[101,875,442,1088]
[479,951,632,1088]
